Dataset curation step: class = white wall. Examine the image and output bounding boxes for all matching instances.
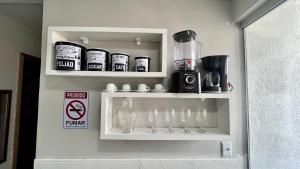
[0,13,41,169]
[233,0,268,22]
[36,0,246,167]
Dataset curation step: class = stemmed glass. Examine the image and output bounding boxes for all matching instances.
[127,110,137,133]
[195,101,207,133]
[146,107,158,133]
[179,107,192,133]
[163,108,176,133]
[126,97,136,133]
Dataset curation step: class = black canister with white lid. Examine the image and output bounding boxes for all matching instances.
[111,53,130,71]
[86,48,109,71]
[55,41,86,71]
[135,56,151,72]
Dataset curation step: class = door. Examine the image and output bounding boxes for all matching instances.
[15,53,40,169]
[0,90,12,164]
[244,0,300,169]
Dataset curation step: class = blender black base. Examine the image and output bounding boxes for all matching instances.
[171,71,201,93]
[201,86,221,93]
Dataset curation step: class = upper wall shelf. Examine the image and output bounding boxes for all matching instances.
[46,70,166,78]
[45,26,168,78]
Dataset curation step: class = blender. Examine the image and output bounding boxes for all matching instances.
[171,30,201,93]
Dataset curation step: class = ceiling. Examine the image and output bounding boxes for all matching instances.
[0,1,42,31]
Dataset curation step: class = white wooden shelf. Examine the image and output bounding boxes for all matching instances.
[101,92,232,99]
[46,70,166,78]
[100,92,233,140]
[45,26,168,78]
[102,128,232,140]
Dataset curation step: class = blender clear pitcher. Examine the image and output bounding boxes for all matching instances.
[173,30,201,71]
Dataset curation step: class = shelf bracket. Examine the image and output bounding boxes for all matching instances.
[136,37,141,46]
[80,36,89,45]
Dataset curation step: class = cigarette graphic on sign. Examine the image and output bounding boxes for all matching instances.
[66,100,86,120]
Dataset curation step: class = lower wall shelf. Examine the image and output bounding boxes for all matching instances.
[100,92,233,140]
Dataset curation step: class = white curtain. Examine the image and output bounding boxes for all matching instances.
[244,0,300,169]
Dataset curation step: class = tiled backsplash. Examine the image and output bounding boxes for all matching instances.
[35,157,247,169]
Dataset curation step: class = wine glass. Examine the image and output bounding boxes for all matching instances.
[126,111,137,134]
[127,98,136,133]
[195,106,207,133]
[146,107,158,133]
[185,108,192,133]
[163,108,176,133]
[179,107,192,133]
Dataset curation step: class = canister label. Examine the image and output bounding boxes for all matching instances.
[112,54,129,71]
[136,58,149,72]
[56,45,81,70]
[87,50,107,71]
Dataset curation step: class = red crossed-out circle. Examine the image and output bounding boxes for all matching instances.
[66,100,86,120]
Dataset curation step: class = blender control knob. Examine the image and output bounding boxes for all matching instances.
[185,75,196,84]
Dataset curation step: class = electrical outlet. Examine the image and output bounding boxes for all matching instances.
[221,141,232,158]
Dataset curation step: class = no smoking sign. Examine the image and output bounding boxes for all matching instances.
[64,91,88,128]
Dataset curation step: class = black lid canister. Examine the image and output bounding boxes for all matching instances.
[111,53,130,72]
[55,41,86,71]
[135,56,151,72]
[86,48,109,71]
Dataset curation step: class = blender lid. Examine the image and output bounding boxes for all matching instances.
[173,30,197,43]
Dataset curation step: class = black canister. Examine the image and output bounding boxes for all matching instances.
[86,48,109,71]
[111,53,130,71]
[55,41,86,71]
[135,56,151,72]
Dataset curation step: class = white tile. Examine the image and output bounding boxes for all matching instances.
[87,162,115,169]
[34,158,245,169]
[194,160,241,169]
[112,162,141,169]
[57,161,86,169]
[35,162,61,169]
[34,163,42,169]
[140,162,164,169]
[214,160,242,169]
[161,161,196,169]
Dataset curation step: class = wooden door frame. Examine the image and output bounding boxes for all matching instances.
[12,53,40,169]
[0,90,12,164]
